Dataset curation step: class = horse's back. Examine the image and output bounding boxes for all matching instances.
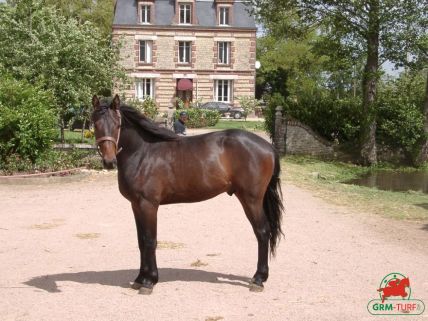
[187,129,275,195]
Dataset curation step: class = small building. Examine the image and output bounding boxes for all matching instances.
[112,0,256,111]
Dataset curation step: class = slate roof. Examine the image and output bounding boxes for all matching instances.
[113,0,256,29]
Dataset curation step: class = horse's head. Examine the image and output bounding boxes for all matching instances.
[401,277,410,287]
[91,94,122,170]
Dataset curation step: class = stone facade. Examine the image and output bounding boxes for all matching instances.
[112,0,256,111]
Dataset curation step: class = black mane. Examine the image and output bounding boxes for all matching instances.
[120,105,179,141]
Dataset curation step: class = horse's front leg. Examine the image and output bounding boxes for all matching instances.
[131,199,159,295]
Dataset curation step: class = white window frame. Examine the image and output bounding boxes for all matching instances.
[178,41,191,64]
[218,42,230,65]
[215,80,232,102]
[179,4,191,24]
[139,40,152,63]
[219,7,230,26]
[140,4,151,24]
[136,78,154,100]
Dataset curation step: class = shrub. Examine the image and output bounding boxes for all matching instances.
[237,96,261,120]
[126,97,159,120]
[263,93,286,139]
[0,149,102,175]
[263,93,362,144]
[174,109,220,128]
[83,129,94,139]
[0,76,57,165]
[377,88,424,160]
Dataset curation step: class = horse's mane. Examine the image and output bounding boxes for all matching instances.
[120,105,179,141]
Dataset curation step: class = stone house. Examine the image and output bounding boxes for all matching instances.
[112,0,256,111]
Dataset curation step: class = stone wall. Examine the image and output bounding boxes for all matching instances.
[286,120,334,156]
[274,107,335,157]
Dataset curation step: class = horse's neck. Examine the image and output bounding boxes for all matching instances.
[117,126,148,161]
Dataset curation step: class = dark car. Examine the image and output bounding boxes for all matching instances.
[199,102,245,119]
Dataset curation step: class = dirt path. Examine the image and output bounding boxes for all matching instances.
[0,172,427,321]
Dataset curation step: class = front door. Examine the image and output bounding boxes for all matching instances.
[176,79,193,108]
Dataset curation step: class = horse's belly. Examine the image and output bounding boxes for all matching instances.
[161,182,231,205]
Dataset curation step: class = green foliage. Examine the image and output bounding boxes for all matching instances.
[174,109,220,128]
[0,75,57,164]
[377,74,425,159]
[256,34,327,100]
[237,96,260,120]
[0,149,102,175]
[286,95,363,144]
[263,93,285,139]
[0,0,124,133]
[127,97,159,120]
[251,0,427,164]
[43,0,116,38]
[263,92,362,144]
[175,97,186,110]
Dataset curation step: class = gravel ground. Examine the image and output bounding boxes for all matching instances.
[0,171,427,321]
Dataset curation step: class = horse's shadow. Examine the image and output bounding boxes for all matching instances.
[24,268,251,293]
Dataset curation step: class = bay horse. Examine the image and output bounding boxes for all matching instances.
[91,94,284,294]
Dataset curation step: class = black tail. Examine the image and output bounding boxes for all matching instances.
[263,151,284,256]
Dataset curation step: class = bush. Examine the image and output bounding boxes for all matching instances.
[377,88,424,160]
[263,93,286,139]
[0,76,57,165]
[174,109,220,128]
[0,149,102,175]
[263,93,362,144]
[237,96,260,120]
[126,97,159,120]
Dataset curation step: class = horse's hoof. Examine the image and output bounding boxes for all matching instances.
[138,286,153,295]
[249,280,264,292]
[130,282,143,290]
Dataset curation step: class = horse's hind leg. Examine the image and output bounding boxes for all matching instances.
[236,193,271,292]
[131,199,159,295]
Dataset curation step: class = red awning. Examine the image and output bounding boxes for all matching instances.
[177,78,193,91]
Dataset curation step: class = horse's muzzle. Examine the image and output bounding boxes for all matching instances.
[103,158,117,170]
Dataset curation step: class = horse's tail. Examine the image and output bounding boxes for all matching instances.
[263,150,284,256]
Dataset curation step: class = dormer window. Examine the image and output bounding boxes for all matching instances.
[141,5,151,24]
[179,4,192,24]
[219,7,230,26]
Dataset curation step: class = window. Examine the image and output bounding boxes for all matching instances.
[218,42,230,64]
[141,5,151,24]
[178,41,191,63]
[136,79,154,99]
[139,40,152,63]
[219,7,230,26]
[179,4,191,24]
[215,80,232,102]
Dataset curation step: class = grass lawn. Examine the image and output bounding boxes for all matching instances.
[209,119,265,131]
[56,130,94,145]
[282,156,428,221]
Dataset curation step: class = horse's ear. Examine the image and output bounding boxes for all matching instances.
[111,94,120,110]
[92,95,101,110]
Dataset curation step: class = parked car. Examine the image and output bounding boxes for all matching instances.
[199,102,245,119]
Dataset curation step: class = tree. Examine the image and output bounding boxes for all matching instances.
[42,0,116,38]
[0,0,123,142]
[412,39,428,165]
[250,0,426,165]
[257,33,327,101]
[0,74,57,165]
